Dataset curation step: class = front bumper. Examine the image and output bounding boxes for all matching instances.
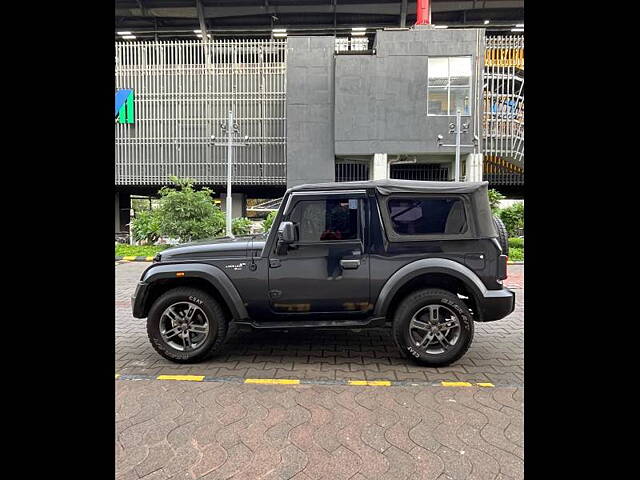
[477,287,515,322]
[131,281,150,318]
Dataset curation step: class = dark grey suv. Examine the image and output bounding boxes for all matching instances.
[132,179,515,366]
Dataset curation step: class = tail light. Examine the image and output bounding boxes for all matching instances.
[497,255,508,280]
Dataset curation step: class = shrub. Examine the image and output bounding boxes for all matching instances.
[262,211,277,232]
[157,176,225,243]
[509,246,524,261]
[498,202,524,236]
[232,217,252,236]
[488,189,505,214]
[116,244,170,257]
[508,237,524,248]
[131,209,161,244]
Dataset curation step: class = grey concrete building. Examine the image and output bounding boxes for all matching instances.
[286,27,485,189]
[115,27,524,233]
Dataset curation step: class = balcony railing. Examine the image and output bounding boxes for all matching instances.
[483,35,524,172]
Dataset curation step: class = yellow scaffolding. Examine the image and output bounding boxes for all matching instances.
[485,36,524,70]
[483,155,524,175]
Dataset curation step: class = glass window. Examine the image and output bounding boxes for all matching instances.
[427,88,448,116]
[289,198,359,242]
[387,197,467,235]
[428,57,472,116]
[450,88,470,116]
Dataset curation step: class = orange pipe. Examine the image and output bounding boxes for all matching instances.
[416,0,431,25]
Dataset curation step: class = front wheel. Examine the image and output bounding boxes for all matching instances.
[392,289,474,367]
[146,287,227,363]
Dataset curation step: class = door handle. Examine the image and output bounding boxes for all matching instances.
[340,259,360,269]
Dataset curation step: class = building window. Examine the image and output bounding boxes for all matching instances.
[427,57,472,116]
[387,197,467,235]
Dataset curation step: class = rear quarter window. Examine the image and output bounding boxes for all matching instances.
[387,197,467,235]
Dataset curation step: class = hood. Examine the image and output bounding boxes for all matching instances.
[158,233,267,262]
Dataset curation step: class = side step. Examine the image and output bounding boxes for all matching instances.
[234,317,386,330]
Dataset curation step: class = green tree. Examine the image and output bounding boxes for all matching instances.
[488,189,505,214]
[131,209,161,244]
[232,217,252,236]
[498,202,524,236]
[262,211,277,232]
[157,176,225,243]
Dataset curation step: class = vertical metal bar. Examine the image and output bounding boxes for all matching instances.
[226,109,233,237]
[455,109,461,181]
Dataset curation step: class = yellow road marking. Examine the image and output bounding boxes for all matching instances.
[145,256,154,261]
[122,256,137,261]
[244,378,300,385]
[348,380,391,386]
[476,382,495,387]
[115,374,120,379]
[156,375,205,382]
[441,381,473,387]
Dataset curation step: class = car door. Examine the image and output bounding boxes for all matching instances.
[267,193,370,317]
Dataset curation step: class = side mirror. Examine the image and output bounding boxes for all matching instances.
[277,221,295,244]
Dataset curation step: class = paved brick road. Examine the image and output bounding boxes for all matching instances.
[116,263,523,386]
[116,379,523,480]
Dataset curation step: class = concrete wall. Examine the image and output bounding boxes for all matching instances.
[334,28,483,157]
[286,37,336,188]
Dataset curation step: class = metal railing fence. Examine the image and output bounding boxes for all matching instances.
[482,35,524,166]
[115,39,287,185]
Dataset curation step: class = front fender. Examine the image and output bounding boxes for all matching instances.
[138,263,249,320]
[373,258,488,318]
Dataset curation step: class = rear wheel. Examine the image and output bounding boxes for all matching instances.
[392,289,474,367]
[146,287,227,363]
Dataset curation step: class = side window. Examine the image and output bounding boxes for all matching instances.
[289,198,360,242]
[387,197,466,235]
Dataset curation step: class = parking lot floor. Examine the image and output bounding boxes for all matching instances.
[116,263,524,479]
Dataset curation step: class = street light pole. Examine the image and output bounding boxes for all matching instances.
[455,109,462,182]
[437,109,476,182]
[213,109,247,238]
[225,109,233,237]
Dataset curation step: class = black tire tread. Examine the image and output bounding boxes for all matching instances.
[392,288,474,367]
[146,287,227,364]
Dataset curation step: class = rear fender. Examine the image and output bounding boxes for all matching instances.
[374,258,487,318]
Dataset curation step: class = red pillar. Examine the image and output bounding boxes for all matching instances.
[415,0,431,25]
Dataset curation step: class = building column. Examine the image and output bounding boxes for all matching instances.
[220,193,247,219]
[115,192,120,233]
[465,153,484,182]
[372,153,388,180]
[118,192,131,233]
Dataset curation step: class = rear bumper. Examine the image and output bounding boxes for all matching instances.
[131,281,150,318]
[477,287,515,322]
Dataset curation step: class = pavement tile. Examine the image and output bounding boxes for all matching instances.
[116,262,524,479]
[117,378,523,480]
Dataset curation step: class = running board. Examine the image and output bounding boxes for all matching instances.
[234,317,386,330]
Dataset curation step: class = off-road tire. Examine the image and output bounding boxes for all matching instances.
[147,287,227,363]
[392,288,474,367]
[493,215,509,256]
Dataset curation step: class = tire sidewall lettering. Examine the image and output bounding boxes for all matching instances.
[188,295,204,305]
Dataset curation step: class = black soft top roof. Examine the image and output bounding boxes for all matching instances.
[287,179,488,195]
[286,179,496,239]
